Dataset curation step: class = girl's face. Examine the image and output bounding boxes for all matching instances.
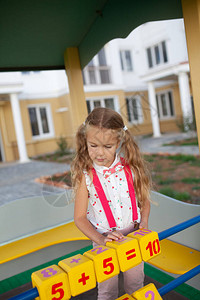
[86,126,120,167]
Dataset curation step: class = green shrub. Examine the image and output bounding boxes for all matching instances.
[56,137,69,156]
[176,115,197,132]
[158,187,176,198]
[175,191,191,201]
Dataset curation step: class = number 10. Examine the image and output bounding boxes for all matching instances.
[146,239,160,257]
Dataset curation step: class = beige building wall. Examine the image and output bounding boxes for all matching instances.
[156,84,182,133]
[125,90,153,136]
[0,95,74,161]
[22,95,74,158]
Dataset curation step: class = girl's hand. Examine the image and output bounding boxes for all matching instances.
[139,219,148,229]
[100,231,124,246]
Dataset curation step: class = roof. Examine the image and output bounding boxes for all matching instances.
[0,0,183,72]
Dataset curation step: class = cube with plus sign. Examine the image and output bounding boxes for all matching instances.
[83,245,120,283]
[58,254,96,296]
[106,236,142,272]
[116,294,134,299]
[128,229,161,262]
[132,283,163,299]
[31,264,71,300]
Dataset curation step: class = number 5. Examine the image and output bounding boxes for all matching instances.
[52,282,64,300]
[103,257,114,275]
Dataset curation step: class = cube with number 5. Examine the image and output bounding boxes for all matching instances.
[31,264,71,300]
[84,245,120,282]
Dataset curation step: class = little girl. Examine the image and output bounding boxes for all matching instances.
[72,107,151,299]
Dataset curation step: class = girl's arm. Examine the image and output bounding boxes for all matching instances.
[139,198,150,229]
[74,175,123,246]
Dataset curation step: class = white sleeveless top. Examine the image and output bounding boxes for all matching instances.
[83,155,141,234]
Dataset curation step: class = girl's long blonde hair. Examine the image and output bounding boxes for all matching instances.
[71,107,152,209]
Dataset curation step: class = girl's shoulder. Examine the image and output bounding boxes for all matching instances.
[83,169,93,187]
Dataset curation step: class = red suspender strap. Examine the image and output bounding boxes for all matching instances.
[122,162,138,221]
[92,168,117,228]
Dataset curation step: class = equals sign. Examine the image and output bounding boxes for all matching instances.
[126,249,136,260]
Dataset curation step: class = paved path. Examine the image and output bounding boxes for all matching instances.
[0,161,70,206]
[136,132,199,155]
[0,132,199,206]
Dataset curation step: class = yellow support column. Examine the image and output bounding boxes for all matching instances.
[182,0,200,151]
[64,47,88,134]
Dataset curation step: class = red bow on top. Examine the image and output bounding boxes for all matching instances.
[103,161,124,179]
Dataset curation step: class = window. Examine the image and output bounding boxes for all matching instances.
[83,47,111,85]
[28,104,54,139]
[120,50,133,71]
[87,59,97,84]
[98,48,107,66]
[126,96,143,123]
[146,41,168,68]
[97,48,110,84]
[156,91,175,119]
[86,97,116,114]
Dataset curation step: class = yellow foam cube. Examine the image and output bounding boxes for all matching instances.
[116,293,134,299]
[58,254,96,296]
[31,264,71,300]
[128,229,161,262]
[84,245,120,283]
[106,236,142,272]
[132,283,163,299]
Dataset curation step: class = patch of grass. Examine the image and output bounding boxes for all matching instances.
[158,187,191,201]
[153,175,162,180]
[158,178,176,185]
[192,186,200,190]
[181,140,198,146]
[182,178,200,184]
[190,160,200,167]
[144,155,156,162]
[167,154,198,163]
[163,137,198,146]
[175,191,191,201]
[158,187,175,198]
[162,167,177,172]
[153,162,163,172]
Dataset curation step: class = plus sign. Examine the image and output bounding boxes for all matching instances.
[70,258,81,263]
[78,272,90,285]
